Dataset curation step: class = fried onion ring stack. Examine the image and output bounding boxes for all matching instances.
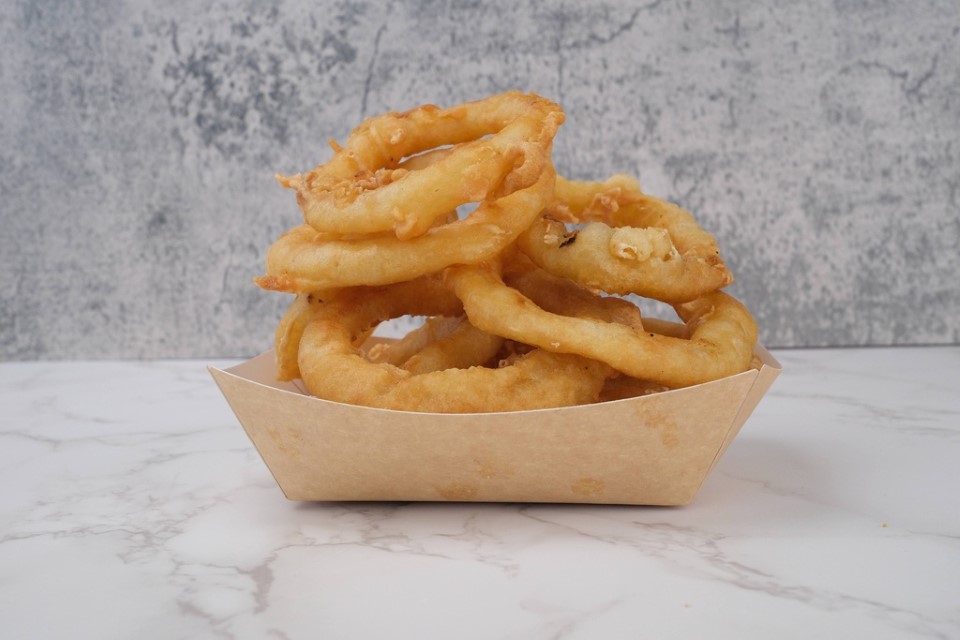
[255,92,758,412]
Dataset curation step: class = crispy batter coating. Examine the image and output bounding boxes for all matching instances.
[517,175,733,302]
[297,277,613,412]
[255,165,555,292]
[445,263,757,389]
[257,92,761,409]
[283,92,563,239]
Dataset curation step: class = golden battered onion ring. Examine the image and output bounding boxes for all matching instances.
[517,175,733,302]
[274,290,377,381]
[596,319,687,401]
[281,92,564,239]
[297,277,612,412]
[445,263,757,389]
[274,291,328,381]
[400,317,504,375]
[502,254,645,331]
[364,314,502,374]
[366,316,462,366]
[255,165,555,292]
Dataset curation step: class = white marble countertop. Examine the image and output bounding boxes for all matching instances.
[1,347,958,639]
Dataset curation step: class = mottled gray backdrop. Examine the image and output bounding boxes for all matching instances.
[1,0,958,360]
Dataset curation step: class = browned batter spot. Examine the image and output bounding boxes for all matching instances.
[253,274,297,292]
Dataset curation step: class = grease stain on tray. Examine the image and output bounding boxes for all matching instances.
[472,454,515,480]
[265,423,303,455]
[571,477,606,497]
[436,483,478,500]
[635,405,681,448]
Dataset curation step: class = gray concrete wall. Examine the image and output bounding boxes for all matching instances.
[1,0,958,360]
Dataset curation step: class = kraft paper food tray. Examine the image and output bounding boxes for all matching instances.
[210,346,781,506]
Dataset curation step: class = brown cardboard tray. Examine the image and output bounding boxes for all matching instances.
[210,346,781,505]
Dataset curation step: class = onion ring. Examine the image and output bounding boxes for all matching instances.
[445,263,757,388]
[517,175,733,302]
[280,92,564,239]
[400,317,504,375]
[274,290,377,381]
[297,277,612,412]
[254,165,556,292]
[366,316,462,367]
[595,319,688,401]
[273,291,328,381]
[503,254,645,331]
[364,314,502,375]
